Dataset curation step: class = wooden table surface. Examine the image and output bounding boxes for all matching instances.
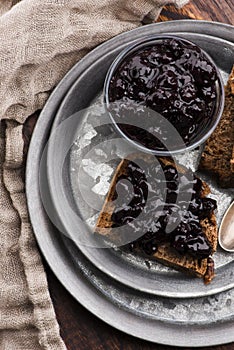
[40,1,234,349]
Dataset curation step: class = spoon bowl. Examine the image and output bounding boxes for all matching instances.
[218,201,234,252]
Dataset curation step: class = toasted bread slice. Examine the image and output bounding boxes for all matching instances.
[231,146,234,173]
[199,66,234,187]
[95,155,217,283]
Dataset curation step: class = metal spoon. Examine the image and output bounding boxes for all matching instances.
[219,201,234,252]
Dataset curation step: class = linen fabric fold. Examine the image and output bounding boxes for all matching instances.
[0,0,188,349]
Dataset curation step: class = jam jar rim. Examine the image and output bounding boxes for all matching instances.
[104,34,225,156]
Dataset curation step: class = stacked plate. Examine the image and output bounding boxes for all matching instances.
[26,20,234,347]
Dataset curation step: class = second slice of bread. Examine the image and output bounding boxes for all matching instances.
[199,66,234,187]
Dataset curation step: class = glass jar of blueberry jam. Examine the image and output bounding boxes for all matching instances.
[104,36,224,155]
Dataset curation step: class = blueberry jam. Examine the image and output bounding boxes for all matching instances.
[111,158,217,259]
[108,38,218,149]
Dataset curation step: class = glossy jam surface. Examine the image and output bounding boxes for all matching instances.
[111,158,217,259]
[108,38,218,149]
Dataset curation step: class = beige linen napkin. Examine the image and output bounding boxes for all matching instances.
[0,1,188,349]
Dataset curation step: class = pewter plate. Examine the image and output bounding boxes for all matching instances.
[46,30,234,297]
[27,21,234,346]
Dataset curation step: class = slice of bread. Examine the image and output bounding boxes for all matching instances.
[228,67,234,173]
[95,154,217,284]
[199,66,234,187]
[231,146,234,173]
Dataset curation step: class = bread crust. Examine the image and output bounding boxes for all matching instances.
[95,154,217,282]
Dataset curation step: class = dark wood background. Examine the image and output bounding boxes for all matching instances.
[37,1,234,349]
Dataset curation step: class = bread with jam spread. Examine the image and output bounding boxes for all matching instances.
[95,155,217,284]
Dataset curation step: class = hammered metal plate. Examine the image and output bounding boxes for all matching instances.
[47,31,234,298]
[27,21,234,347]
